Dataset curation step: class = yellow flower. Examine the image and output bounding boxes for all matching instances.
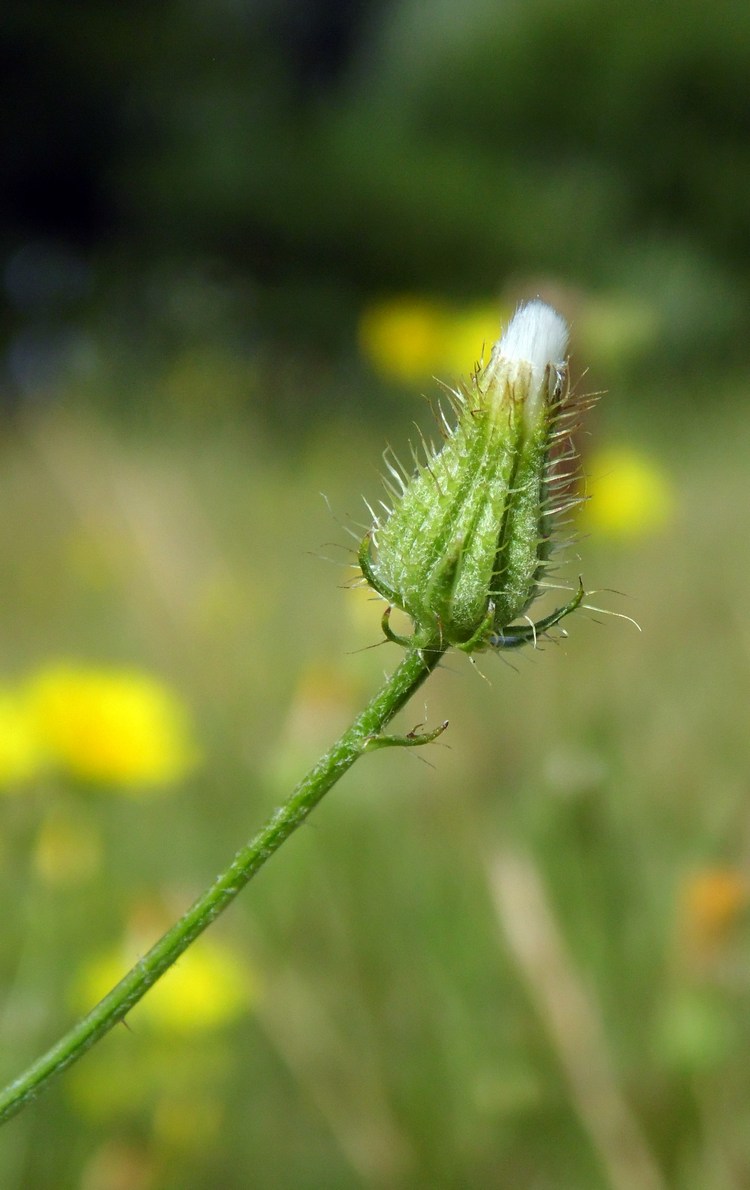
[439,303,509,377]
[582,447,674,539]
[26,663,198,790]
[142,941,252,1033]
[74,932,255,1035]
[358,296,447,384]
[358,295,508,385]
[680,868,749,954]
[0,687,42,790]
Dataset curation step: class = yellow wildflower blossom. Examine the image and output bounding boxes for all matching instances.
[74,933,255,1035]
[358,295,508,385]
[680,867,749,954]
[358,296,447,385]
[26,663,198,790]
[582,447,674,539]
[439,303,509,377]
[0,687,42,790]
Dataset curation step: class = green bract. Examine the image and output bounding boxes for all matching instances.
[360,300,588,653]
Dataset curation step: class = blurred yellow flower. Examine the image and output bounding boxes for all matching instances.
[0,687,42,789]
[439,303,507,377]
[358,295,507,385]
[582,447,674,539]
[679,868,749,954]
[359,296,446,385]
[74,933,255,1035]
[26,663,198,790]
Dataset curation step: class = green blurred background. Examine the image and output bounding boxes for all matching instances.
[1,1,750,1187]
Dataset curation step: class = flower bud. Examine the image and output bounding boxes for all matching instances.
[360,299,586,652]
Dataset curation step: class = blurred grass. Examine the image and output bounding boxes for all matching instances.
[0,372,749,1190]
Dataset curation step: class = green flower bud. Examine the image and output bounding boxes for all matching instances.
[359,300,587,653]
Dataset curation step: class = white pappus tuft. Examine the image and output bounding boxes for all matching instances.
[496,299,569,391]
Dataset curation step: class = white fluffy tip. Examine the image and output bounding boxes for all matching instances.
[498,299,569,386]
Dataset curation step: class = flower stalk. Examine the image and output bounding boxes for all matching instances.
[0,298,590,1125]
[0,636,447,1125]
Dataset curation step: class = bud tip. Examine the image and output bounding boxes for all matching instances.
[497,299,569,388]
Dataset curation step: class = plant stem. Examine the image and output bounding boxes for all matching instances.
[0,637,447,1126]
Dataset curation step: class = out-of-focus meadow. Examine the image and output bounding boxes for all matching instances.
[2,1,750,1187]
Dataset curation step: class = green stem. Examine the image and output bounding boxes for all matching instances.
[0,637,447,1126]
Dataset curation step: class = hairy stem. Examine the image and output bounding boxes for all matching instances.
[0,636,446,1126]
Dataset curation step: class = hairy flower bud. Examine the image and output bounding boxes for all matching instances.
[359,300,588,652]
